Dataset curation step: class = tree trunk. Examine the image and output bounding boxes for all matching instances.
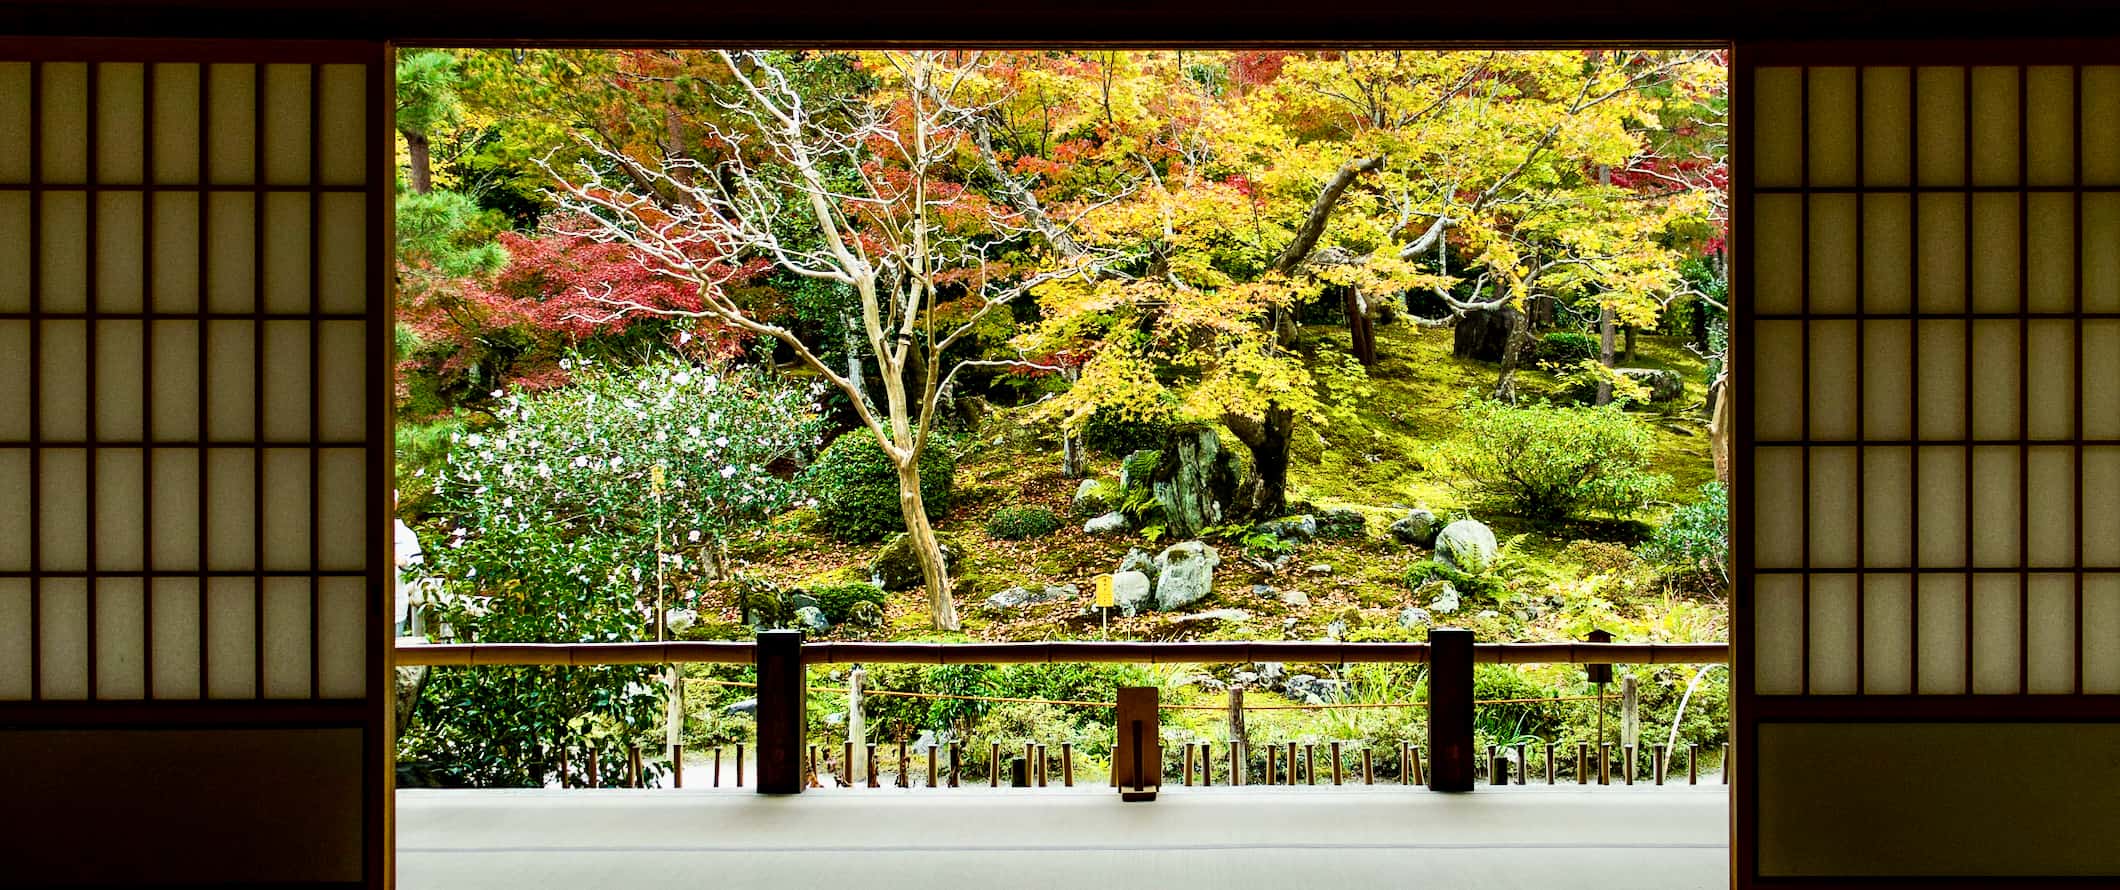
[1595,303,1617,406]
[1227,686,1248,785]
[1623,324,1637,364]
[1226,404,1295,520]
[403,130,433,195]
[896,459,959,631]
[1061,432,1088,479]
[1344,286,1377,366]
[1708,372,1733,484]
[1491,303,1534,402]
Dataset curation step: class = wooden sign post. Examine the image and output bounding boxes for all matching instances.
[1112,686,1160,802]
[1093,574,1114,639]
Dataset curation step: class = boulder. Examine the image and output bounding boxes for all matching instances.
[1306,563,1333,575]
[869,534,958,591]
[1434,519,1499,573]
[1119,547,1157,576]
[1110,570,1154,616]
[842,600,885,628]
[723,697,758,716]
[1150,427,1240,539]
[1252,514,1318,543]
[793,606,831,634]
[1397,606,1433,628]
[1389,509,1442,547]
[1618,367,1686,403]
[1315,507,1367,540]
[1453,304,1522,362]
[984,584,1077,612]
[1083,511,1131,535]
[1279,589,1311,608]
[1071,478,1112,516]
[1152,541,1221,611]
[1421,580,1461,615]
[1251,584,1279,599]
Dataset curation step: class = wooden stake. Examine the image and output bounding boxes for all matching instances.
[713,747,722,787]
[896,740,909,788]
[1062,743,1074,787]
[927,744,938,788]
[1689,742,1700,785]
[673,744,684,789]
[866,743,878,788]
[950,742,961,788]
[1362,747,1374,785]
[1183,743,1195,786]
[1577,742,1589,785]
[1330,742,1343,785]
[989,742,1001,787]
[1654,744,1667,786]
[557,747,570,789]
[1514,743,1527,785]
[1545,741,1556,785]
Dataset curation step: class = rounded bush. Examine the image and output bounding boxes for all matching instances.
[806,432,956,543]
[810,582,887,624]
[1535,331,1598,366]
[986,505,1063,540]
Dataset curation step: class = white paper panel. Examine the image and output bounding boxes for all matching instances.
[150,448,198,571]
[0,449,27,570]
[317,577,365,698]
[205,321,254,441]
[317,65,367,186]
[1862,447,1912,568]
[205,191,254,313]
[1971,447,2021,568]
[262,64,312,187]
[149,191,200,312]
[263,448,310,572]
[2027,574,2076,694]
[39,62,87,185]
[1862,67,1911,186]
[317,449,365,571]
[1970,320,2021,440]
[39,449,87,572]
[0,63,28,183]
[1971,193,2021,314]
[2026,193,2074,314]
[39,578,89,699]
[1971,573,2021,694]
[1755,320,1803,440]
[1808,573,1860,694]
[0,192,27,312]
[94,319,144,441]
[262,576,310,698]
[1861,321,1911,439]
[262,320,310,442]
[150,321,199,441]
[2085,449,2120,566]
[1808,448,1858,568]
[1755,67,1803,187]
[204,448,253,571]
[1807,195,1858,313]
[94,577,145,699]
[1807,67,1858,187]
[1754,195,1803,314]
[203,576,254,698]
[1807,321,1858,440]
[1970,67,2020,187]
[96,63,145,185]
[1917,67,1967,187]
[1862,574,1913,694]
[40,189,88,313]
[262,192,310,314]
[317,193,365,314]
[1754,447,1805,569]
[1756,574,1805,694]
[0,321,27,441]
[2027,320,2074,441]
[150,63,200,185]
[206,64,255,185]
[38,319,87,441]
[2028,447,2076,568]
[2086,320,2120,438]
[0,579,30,699]
[94,448,144,571]
[149,577,201,698]
[1917,446,1967,567]
[2027,67,2075,187]
[1917,193,1966,313]
[1862,193,1911,313]
[1916,320,1966,440]
[2087,195,2120,312]
[2085,575,2120,694]
[1917,574,1968,693]
[2086,67,2120,185]
[94,192,144,313]
[318,321,364,441]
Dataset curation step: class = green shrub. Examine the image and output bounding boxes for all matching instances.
[1472,666,1566,746]
[806,431,956,542]
[986,505,1063,540]
[1081,404,1174,457]
[1443,400,1668,520]
[1120,449,1162,489]
[1637,482,1730,593]
[1535,331,1598,366]
[811,582,887,624]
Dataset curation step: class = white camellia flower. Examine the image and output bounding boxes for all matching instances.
[687,529,702,543]
[573,456,589,468]
[714,436,730,448]
[720,465,738,478]
[673,371,692,386]
[703,376,719,393]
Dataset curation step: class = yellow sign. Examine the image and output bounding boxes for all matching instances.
[650,464,666,493]
[1094,574,1114,609]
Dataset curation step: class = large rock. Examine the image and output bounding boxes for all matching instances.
[1252,514,1318,543]
[1389,508,1441,547]
[1315,507,1367,540]
[1453,304,1522,362]
[1153,541,1221,611]
[984,584,1078,612]
[1071,478,1113,516]
[1083,511,1131,535]
[1110,570,1154,616]
[1118,548,1156,576]
[1618,368,1685,403]
[869,534,958,591]
[1434,519,1499,573]
[793,606,832,634]
[1149,427,1240,539]
[1397,606,1433,628]
[1421,580,1461,614]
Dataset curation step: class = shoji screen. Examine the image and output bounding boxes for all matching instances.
[0,42,390,887]
[1739,46,2120,885]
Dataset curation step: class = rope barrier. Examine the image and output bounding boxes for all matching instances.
[694,678,1607,711]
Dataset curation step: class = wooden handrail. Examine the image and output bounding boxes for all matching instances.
[392,639,1728,667]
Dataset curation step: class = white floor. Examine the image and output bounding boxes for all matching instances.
[398,785,1729,890]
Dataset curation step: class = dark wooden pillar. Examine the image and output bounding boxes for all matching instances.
[1427,627,1474,792]
[1112,686,1160,801]
[754,629,806,794]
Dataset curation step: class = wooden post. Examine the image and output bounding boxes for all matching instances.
[628,746,642,788]
[557,747,570,789]
[1199,742,1211,786]
[1488,745,1505,786]
[1411,745,1425,786]
[1514,743,1527,785]
[950,742,961,788]
[1689,742,1700,785]
[1036,744,1048,787]
[713,747,722,787]
[1654,744,1668,786]
[1062,743,1074,787]
[672,744,684,789]
[989,742,1001,787]
[1183,743,1195,786]
[1577,742,1589,785]
[896,740,909,788]
[1266,743,1278,785]
[866,743,879,788]
[735,743,745,788]
[1286,742,1298,786]
[588,751,599,789]
[1623,744,1635,785]
[1620,674,1640,755]
[1227,686,1247,786]
[753,629,805,794]
[842,742,853,787]
[1545,742,1556,785]
[1427,627,1475,792]
[807,745,819,789]
[927,744,938,788]
[1304,742,1316,785]
[1599,742,1612,785]
[1113,686,1160,801]
[1330,742,1344,785]
[1362,747,1373,785]
[1227,742,1237,788]
[1024,742,1035,787]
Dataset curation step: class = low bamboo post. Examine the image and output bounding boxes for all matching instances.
[673,744,684,789]
[807,745,820,789]
[927,744,938,788]
[896,740,909,788]
[1654,744,1667,786]
[713,748,723,787]
[557,748,570,789]
[1062,743,1074,786]
[1689,742,1700,785]
[1183,743,1195,786]
[1330,742,1343,785]
[1199,742,1211,786]
[1036,744,1049,787]
[735,744,744,788]
[1623,744,1635,785]
[1544,741,1556,785]
[866,743,879,788]
[1412,745,1425,786]
[1577,742,1589,785]
[1286,742,1298,786]
[628,746,642,788]
[990,742,1001,787]
[1304,742,1316,785]
[587,751,600,789]
[1362,747,1374,785]
[950,742,961,788]
[1486,745,1498,785]
[1267,744,1278,785]
[1599,742,1611,785]
[842,742,853,786]
[1514,743,1527,785]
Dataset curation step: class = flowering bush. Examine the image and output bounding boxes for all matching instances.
[401,358,825,785]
